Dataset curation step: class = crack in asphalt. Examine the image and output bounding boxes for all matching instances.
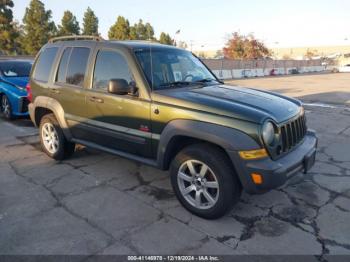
[3,113,350,256]
[7,161,116,251]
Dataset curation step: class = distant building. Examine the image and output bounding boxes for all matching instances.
[194,45,350,60]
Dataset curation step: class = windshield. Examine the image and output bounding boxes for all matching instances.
[134,48,217,90]
[0,61,32,77]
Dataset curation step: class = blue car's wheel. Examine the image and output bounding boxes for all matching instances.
[1,95,13,120]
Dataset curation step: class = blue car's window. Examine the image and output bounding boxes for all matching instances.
[0,61,32,77]
[34,47,58,82]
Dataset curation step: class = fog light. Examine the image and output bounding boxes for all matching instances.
[239,149,268,160]
[251,173,263,185]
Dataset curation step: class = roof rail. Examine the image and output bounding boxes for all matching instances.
[48,35,104,43]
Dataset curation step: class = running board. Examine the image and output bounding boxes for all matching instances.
[71,138,158,167]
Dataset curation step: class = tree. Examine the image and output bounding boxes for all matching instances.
[109,17,156,41]
[214,50,224,59]
[108,16,130,40]
[129,19,155,40]
[159,32,174,45]
[82,7,99,36]
[304,49,318,60]
[223,32,271,60]
[22,0,56,55]
[58,10,80,36]
[129,25,137,40]
[198,51,207,58]
[282,54,292,60]
[177,41,188,49]
[0,0,19,54]
[144,22,155,40]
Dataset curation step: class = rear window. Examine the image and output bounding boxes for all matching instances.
[65,47,90,87]
[33,47,58,82]
[0,61,32,77]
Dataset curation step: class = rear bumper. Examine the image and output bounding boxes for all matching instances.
[15,96,30,116]
[228,130,318,194]
[28,103,36,126]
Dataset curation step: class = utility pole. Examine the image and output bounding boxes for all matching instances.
[174,29,181,47]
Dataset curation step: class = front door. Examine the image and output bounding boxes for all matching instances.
[84,49,152,157]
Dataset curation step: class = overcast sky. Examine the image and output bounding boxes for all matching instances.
[13,0,350,50]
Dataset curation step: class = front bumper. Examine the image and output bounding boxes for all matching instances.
[14,96,30,116]
[228,130,318,194]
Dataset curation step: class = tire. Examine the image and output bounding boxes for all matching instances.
[1,94,14,120]
[170,144,242,219]
[39,113,75,160]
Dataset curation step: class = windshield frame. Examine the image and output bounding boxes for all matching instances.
[133,47,220,91]
[0,61,33,78]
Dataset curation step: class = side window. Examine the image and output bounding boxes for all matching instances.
[56,47,72,83]
[33,47,58,82]
[66,47,90,87]
[93,50,134,91]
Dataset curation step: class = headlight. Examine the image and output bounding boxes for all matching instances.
[262,121,276,146]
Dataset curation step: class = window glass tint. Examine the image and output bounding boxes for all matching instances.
[34,47,58,82]
[93,50,134,90]
[0,61,32,77]
[56,47,72,83]
[134,49,215,90]
[66,47,90,87]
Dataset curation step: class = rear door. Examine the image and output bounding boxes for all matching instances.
[83,48,152,157]
[50,43,96,139]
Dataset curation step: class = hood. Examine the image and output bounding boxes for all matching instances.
[152,84,302,124]
[1,76,29,88]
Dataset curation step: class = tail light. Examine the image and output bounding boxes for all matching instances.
[26,83,33,102]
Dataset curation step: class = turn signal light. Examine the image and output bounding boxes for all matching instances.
[239,149,268,160]
[251,173,263,185]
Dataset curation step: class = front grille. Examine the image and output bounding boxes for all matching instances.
[279,114,307,154]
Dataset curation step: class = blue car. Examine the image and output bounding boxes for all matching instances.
[0,59,33,120]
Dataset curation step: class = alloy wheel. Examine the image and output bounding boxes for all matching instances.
[1,96,10,117]
[42,122,59,154]
[177,160,219,210]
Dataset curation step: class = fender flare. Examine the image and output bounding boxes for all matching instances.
[157,119,260,169]
[32,96,72,140]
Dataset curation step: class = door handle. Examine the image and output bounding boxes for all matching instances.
[51,89,60,94]
[89,96,104,103]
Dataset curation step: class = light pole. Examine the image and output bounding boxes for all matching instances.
[190,40,194,52]
[174,29,181,47]
[274,41,279,70]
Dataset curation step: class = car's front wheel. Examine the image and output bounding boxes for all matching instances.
[170,144,242,219]
[39,113,75,160]
[1,95,14,120]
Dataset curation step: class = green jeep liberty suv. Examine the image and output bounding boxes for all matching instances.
[28,36,317,219]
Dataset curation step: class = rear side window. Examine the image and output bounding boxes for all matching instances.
[56,47,72,83]
[34,47,58,82]
[93,50,134,90]
[65,47,90,87]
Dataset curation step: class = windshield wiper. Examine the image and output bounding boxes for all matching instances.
[159,81,192,88]
[194,78,223,84]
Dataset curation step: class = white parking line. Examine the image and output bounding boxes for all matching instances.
[303,102,349,111]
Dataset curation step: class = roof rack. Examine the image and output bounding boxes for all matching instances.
[48,35,104,43]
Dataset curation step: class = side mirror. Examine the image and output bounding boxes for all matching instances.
[108,79,130,95]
